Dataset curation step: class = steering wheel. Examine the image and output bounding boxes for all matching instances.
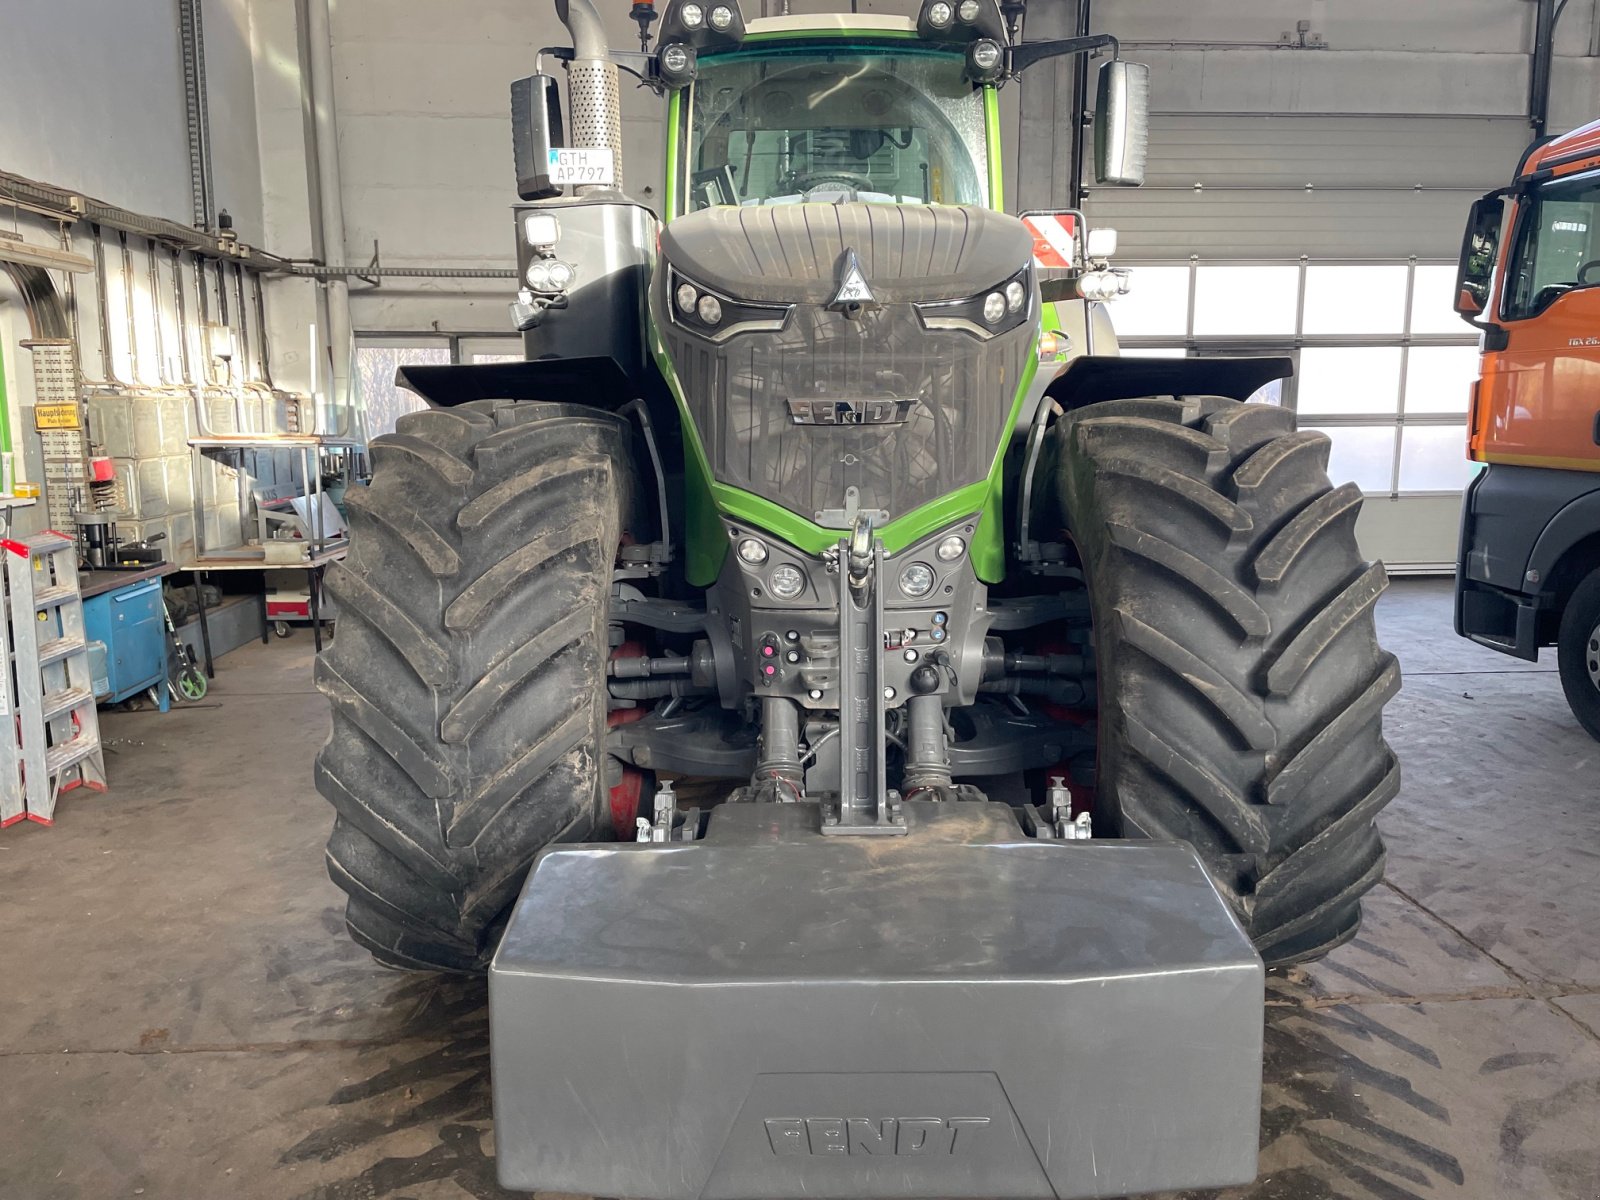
[1578,260,1600,286]
[791,170,877,199]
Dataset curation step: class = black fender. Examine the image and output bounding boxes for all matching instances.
[395,356,640,410]
[1529,483,1600,591]
[1044,354,1294,411]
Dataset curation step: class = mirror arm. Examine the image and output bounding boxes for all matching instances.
[1008,33,1118,76]
[540,44,662,92]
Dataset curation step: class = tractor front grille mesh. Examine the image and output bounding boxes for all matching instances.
[664,301,1030,525]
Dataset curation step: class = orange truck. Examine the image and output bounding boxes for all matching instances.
[1455,117,1600,739]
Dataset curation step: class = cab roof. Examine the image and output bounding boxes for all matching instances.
[1521,117,1600,178]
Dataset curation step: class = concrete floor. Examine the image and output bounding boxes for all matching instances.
[1,579,1598,1200]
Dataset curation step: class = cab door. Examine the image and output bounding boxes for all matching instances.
[1480,168,1600,471]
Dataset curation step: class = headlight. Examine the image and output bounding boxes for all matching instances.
[737,537,768,565]
[936,535,966,562]
[899,562,935,598]
[957,0,980,19]
[526,259,573,294]
[967,37,1004,82]
[681,3,704,27]
[709,5,733,29]
[916,265,1032,338]
[927,1,953,26]
[667,269,791,342]
[523,213,560,249]
[769,564,806,600]
[659,42,697,87]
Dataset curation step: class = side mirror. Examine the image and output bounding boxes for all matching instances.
[1454,190,1506,322]
[511,73,565,201]
[1093,60,1150,187]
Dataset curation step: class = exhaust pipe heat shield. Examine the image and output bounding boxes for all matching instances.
[490,801,1263,1198]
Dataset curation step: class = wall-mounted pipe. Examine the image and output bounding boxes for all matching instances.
[147,239,171,385]
[171,248,194,386]
[1531,0,1557,136]
[297,0,354,435]
[118,232,141,384]
[286,264,519,279]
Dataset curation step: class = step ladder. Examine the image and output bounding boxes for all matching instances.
[5,533,106,825]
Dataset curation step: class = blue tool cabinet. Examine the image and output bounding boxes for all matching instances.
[82,578,166,704]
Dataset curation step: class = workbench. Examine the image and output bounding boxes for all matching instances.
[79,563,179,710]
[181,545,346,669]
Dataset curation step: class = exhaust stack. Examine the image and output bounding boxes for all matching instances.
[554,0,624,193]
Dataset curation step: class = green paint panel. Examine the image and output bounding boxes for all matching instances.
[984,86,1003,211]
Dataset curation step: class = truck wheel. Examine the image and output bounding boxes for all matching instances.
[1054,396,1401,965]
[314,400,631,971]
[1556,566,1600,741]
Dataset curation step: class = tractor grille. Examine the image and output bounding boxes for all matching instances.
[663,301,1030,524]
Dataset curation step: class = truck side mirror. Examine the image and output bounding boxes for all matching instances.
[1093,60,1150,187]
[1454,191,1506,322]
[511,73,565,201]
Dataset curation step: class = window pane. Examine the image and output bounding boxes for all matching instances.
[1410,264,1471,335]
[1246,378,1286,407]
[1193,266,1298,336]
[1404,345,1479,414]
[1302,265,1408,335]
[1124,346,1188,358]
[355,345,448,439]
[471,352,524,364]
[1303,425,1396,494]
[1398,425,1473,491]
[1296,347,1403,416]
[1113,266,1190,337]
[1502,173,1600,320]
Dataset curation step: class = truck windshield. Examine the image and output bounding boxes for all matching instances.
[684,45,988,211]
[1503,172,1600,320]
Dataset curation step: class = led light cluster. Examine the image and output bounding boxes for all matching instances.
[667,269,790,342]
[525,259,575,294]
[915,265,1033,338]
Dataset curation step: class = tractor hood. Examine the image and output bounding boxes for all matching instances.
[659,203,1033,305]
[651,201,1039,537]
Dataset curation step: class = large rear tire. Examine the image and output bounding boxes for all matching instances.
[1053,396,1400,965]
[315,399,631,971]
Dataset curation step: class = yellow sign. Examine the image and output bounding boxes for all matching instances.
[34,403,80,430]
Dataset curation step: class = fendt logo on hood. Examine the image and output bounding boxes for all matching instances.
[764,1116,991,1157]
[828,248,878,312]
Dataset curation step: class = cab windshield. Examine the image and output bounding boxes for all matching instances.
[1503,171,1600,320]
[684,45,989,211]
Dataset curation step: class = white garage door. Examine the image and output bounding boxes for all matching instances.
[1084,114,1533,570]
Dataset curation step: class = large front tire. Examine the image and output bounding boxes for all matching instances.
[1054,396,1400,965]
[1556,566,1600,741]
[315,399,631,971]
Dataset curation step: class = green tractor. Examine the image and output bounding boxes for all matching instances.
[314,1,1400,1194]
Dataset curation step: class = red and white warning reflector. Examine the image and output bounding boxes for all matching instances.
[1022,212,1079,270]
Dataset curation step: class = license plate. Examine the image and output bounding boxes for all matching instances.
[547,147,615,186]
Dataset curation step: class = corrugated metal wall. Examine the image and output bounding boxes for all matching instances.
[1085,114,1530,258]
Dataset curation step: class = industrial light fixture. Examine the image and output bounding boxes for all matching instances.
[0,233,93,274]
